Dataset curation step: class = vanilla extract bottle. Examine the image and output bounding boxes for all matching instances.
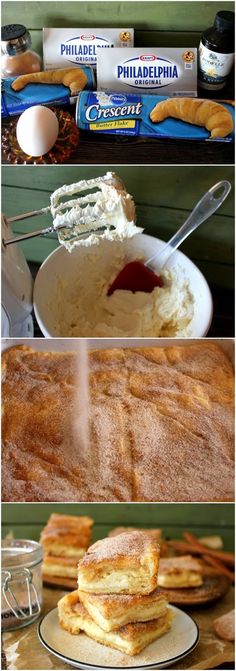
[198,11,234,91]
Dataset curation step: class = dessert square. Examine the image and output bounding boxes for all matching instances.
[58,591,173,655]
[40,513,93,557]
[42,555,79,579]
[78,587,168,631]
[77,531,160,594]
[158,555,203,588]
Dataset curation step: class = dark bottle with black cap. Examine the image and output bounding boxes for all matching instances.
[198,11,235,90]
[1,24,41,78]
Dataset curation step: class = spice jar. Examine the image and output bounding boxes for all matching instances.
[1,539,43,631]
[1,24,41,78]
[198,11,235,91]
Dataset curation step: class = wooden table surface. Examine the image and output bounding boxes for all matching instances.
[2,114,234,167]
[2,585,234,670]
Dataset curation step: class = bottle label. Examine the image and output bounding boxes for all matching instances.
[199,41,234,88]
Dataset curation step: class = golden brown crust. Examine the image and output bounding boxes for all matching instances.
[78,586,166,614]
[158,556,203,588]
[79,531,159,567]
[108,527,162,542]
[2,344,234,503]
[58,591,173,654]
[40,513,93,554]
[150,98,234,138]
[78,531,160,595]
[78,587,168,631]
[42,554,79,578]
[159,555,202,574]
[11,67,88,95]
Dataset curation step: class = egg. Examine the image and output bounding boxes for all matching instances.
[16,105,59,157]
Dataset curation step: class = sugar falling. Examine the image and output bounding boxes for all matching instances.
[73,339,91,458]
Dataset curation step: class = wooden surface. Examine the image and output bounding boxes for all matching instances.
[2,503,234,550]
[2,114,235,167]
[2,585,234,670]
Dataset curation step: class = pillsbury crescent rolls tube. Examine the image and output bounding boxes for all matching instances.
[76,91,235,141]
[1,66,95,117]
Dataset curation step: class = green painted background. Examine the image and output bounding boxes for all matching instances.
[2,1,235,53]
[2,165,234,289]
[2,503,234,550]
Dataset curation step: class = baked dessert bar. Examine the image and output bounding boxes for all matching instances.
[40,513,93,557]
[2,343,234,502]
[58,591,173,655]
[158,555,203,588]
[77,531,160,594]
[42,555,79,579]
[78,587,168,631]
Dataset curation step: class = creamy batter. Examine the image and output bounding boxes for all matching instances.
[51,172,142,250]
[52,249,194,337]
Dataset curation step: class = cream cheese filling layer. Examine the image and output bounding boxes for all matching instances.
[43,543,85,558]
[53,250,194,338]
[158,570,202,588]
[78,567,156,594]
[79,598,168,632]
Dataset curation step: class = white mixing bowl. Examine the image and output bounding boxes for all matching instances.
[33,234,213,338]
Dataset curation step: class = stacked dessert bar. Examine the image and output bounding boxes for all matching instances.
[58,531,173,655]
[40,513,93,585]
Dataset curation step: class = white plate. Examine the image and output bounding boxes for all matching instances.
[38,605,199,670]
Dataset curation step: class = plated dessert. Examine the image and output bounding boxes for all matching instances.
[2,342,234,502]
[58,531,174,656]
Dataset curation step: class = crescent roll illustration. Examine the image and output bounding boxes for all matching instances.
[150,98,234,138]
[11,68,88,95]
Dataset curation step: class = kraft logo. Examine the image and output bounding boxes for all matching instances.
[81,35,95,41]
[140,54,156,61]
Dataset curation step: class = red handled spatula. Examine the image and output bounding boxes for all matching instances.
[108,181,231,296]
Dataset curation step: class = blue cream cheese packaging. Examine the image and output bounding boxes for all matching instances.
[97,47,198,96]
[76,90,234,142]
[43,28,134,69]
[1,66,95,117]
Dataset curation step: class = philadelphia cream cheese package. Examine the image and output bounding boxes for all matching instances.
[43,28,134,69]
[76,91,234,142]
[97,48,198,96]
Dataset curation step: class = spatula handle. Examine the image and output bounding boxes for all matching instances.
[146,180,231,269]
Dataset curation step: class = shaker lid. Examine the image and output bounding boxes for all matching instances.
[1,24,27,41]
[215,11,235,32]
[2,539,43,569]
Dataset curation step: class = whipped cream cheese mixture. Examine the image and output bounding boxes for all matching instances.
[49,173,194,337]
[51,246,194,337]
[50,172,142,251]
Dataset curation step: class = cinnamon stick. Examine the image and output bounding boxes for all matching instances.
[183,532,234,566]
[202,554,235,581]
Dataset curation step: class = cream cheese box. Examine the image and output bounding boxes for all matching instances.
[43,28,134,69]
[97,47,198,96]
